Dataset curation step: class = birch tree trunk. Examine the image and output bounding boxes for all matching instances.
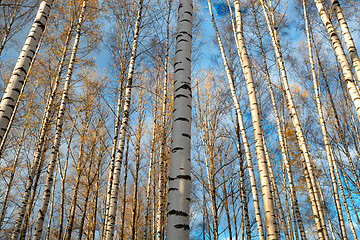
[232,1,278,238]
[331,0,360,84]
[210,1,265,238]
[0,0,53,142]
[104,0,143,237]
[249,1,307,236]
[11,20,73,240]
[155,1,171,238]
[303,1,348,238]
[64,114,89,240]
[119,131,130,240]
[144,109,158,239]
[313,0,360,120]
[45,166,57,240]
[32,2,87,238]
[0,26,44,158]
[0,117,28,231]
[260,1,328,238]
[102,65,127,240]
[166,0,193,237]
[56,114,76,240]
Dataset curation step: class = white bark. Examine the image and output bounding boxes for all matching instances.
[232,1,278,238]
[314,0,360,121]
[104,0,143,238]
[260,0,328,238]
[10,19,73,240]
[250,3,306,235]
[331,0,360,84]
[155,1,171,239]
[0,0,53,142]
[166,0,193,238]
[303,1,347,238]
[211,1,266,238]
[31,1,86,238]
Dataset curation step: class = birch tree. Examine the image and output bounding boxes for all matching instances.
[166,0,193,237]
[31,1,87,238]
[104,0,143,237]
[313,0,360,120]
[0,0,53,142]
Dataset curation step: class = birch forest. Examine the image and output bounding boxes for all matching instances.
[1,0,360,239]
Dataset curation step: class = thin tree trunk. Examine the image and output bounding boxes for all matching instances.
[45,166,57,240]
[104,0,143,238]
[78,181,92,240]
[130,101,145,240]
[313,0,360,120]
[119,128,130,240]
[260,1,328,238]
[263,139,290,240]
[303,1,348,238]
[209,1,266,238]
[234,121,251,240]
[229,179,239,240]
[314,41,360,193]
[102,57,127,240]
[56,113,78,240]
[144,109,158,240]
[155,2,171,239]
[0,0,53,143]
[20,137,49,240]
[64,114,90,240]
[11,18,73,239]
[248,2,307,237]
[0,118,28,230]
[331,0,360,84]
[32,2,87,238]
[232,1,278,237]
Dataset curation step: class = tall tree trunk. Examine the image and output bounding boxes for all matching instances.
[11,19,73,240]
[303,1,348,238]
[45,166,57,240]
[155,2,171,239]
[262,139,290,240]
[331,0,360,84]
[64,113,90,240]
[259,1,328,238]
[20,136,50,240]
[119,131,130,240]
[144,108,158,239]
[56,113,78,240]
[102,59,127,240]
[313,40,360,193]
[166,0,193,237]
[104,0,143,238]
[209,1,266,238]
[0,0,53,143]
[233,1,279,235]
[32,2,87,238]
[313,0,360,120]
[0,26,44,158]
[248,2,307,238]
[0,118,28,230]
[130,106,145,240]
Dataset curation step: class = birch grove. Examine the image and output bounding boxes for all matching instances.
[1,0,360,239]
